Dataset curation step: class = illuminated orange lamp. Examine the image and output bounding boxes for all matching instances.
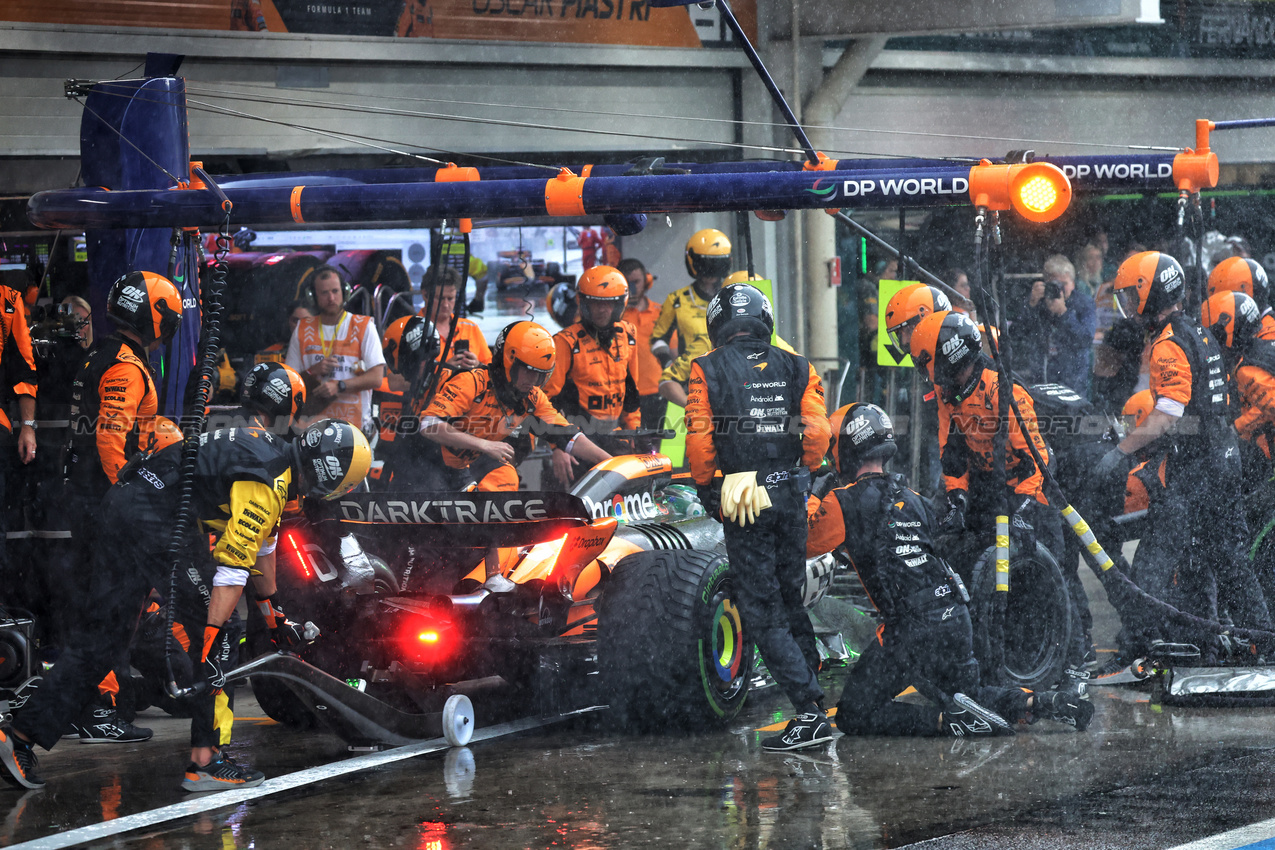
[967,159,1073,223]
[1173,119,1220,193]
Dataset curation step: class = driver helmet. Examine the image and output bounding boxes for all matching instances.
[1208,256,1270,312]
[828,403,896,476]
[241,361,307,425]
[575,265,629,334]
[706,283,774,348]
[684,228,732,280]
[1113,251,1186,321]
[107,271,183,345]
[293,418,372,500]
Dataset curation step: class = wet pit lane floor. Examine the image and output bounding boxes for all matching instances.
[4,681,1275,850]
[9,565,1275,848]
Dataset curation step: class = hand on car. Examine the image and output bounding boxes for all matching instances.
[552,448,578,484]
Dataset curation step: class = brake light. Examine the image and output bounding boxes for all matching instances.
[399,616,454,664]
[286,531,312,579]
[418,630,439,644]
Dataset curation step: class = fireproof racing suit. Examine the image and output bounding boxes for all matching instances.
[12,427,294,753]
[806,473,1033,734]
[936,361,1086,658]
[544,320,640,456]
[1144,313,1270,632]
[421,366,581,491]
[686,337,830,713]
[651,283,712,389]
[1229,339,1275,607]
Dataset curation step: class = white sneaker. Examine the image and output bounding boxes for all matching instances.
[483,574,516,594]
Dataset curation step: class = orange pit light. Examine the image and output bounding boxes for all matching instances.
[967,160,1072,224]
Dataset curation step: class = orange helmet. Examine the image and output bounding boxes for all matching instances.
[1122,390,1154,432]
[884,283,952,353]
[142,415,183,454]
[1200,290,1262,351]
[909,311,984,403]
[684,228,732,280]
[1208,256,1270,311]
[1113,251,1186,320]
[576,265,629,332]
[107,271,183,344]
[382,315,439,376]
[241,361,307,424]
[492,321,556,396]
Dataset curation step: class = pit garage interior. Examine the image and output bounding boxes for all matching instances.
[5,1,1275,848]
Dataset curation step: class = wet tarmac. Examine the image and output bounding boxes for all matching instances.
[6,568,1275,850]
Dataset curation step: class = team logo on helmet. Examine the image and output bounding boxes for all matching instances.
[262,377,288,405]
[305,429,322,448]
[117,285,146,314]
[1160,266,1183,291]
[848,416,874,445]
[729,291,750,307]
[941,335,966,360]
[406,322,424,346]
[323,455,343,480]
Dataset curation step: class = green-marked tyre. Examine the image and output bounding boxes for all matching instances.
[598,550,754,730]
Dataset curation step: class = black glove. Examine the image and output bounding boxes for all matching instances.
[1092,447,1132,487]
[1009,497,1037,555]
[200,624,231,692]
[696,483,721,520]
[940,490,968,534]
[256,595,303,649]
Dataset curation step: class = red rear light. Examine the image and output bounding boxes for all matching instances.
[285,531,313,579]
[399,616,455,665]
[418,631,439,644]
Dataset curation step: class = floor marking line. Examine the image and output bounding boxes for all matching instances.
[7,708,602,850]
[1167,817,1275,850]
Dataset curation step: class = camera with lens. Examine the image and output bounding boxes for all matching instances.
[1043,278,1065,302]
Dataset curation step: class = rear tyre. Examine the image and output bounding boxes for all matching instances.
[969,541,1074,692]
[598,550,754,731]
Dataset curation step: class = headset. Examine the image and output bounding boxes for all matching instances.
[297,264,352,311]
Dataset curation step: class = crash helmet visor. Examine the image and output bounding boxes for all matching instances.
[1114,286,1143,320]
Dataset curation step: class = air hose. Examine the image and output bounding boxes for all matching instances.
[163,177,232,700]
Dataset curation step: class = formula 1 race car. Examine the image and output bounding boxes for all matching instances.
[235,452,1075,746]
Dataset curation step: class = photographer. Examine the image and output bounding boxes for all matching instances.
[1009,255,1097,398]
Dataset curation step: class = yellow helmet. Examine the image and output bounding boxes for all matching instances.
[723,270,764,287]
[685,229,732,280]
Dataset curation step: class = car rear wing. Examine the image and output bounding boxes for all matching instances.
[305,492,593,548]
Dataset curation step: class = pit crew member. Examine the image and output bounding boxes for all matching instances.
[807,403,1092,735]
[619,257,672,435]
[417,266,490,373]
[0,419,371,793]
[652,228,730,407]
[685,283,832,751]
[1208,256,1275,342]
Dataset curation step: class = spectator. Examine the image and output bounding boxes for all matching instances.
[1075,243,1104,297]
[286,265,386,434]
[947,267,977,322]
[1009,254,1097,396]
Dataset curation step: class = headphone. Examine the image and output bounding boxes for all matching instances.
[298,264,352,311]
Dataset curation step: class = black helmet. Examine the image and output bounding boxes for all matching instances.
[707,283,774,347]
[241,362,306,425]
[293,419,372,500]
[829,403,896,476]
[382,315,439,377]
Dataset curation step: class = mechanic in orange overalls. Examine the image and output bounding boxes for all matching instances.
[1208,256,1275,342]
[64,271,184,743]
[686,283,832,751]
[544,265,640,475]
[1098,252,1271,636]
[420,320,611,494]
[417,266,490,371]
[909,310,1091,663]
[619,258,673,435]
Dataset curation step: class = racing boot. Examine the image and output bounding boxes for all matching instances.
[761,708,834,752]
[181,753,265,793]
[941,693,1015,738]
[72,708,153,744]
[1032,690,1094,732]
[0,730,43,790]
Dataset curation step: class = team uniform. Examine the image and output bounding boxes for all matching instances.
[423,316,491,365]
[286,311,385,432]
[624,296,671,431]
[686,330,830,730]
[12,429,293,755]
[651,284,712,389]
[544,319,640,454]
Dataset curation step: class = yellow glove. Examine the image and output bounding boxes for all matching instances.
[720,471,773,527]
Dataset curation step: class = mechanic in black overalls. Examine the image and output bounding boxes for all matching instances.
[685,283,832,751]
[1098,252,1271,636]
[806,403,1093,736]
[0,420,371,794]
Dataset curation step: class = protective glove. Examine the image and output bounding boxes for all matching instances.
[1009,497,1037,555]
[1092,447,1132,487]
[939,490,968,535]
[200,624,231,692]
[696,483,721,520]
[720,471,772,527]
[256,595,303,649]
